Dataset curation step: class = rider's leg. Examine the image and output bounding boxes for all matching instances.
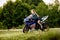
[37,20,43,29]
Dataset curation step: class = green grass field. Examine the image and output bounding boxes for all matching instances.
[0,28,60,40]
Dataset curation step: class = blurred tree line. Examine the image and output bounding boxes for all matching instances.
[0,0,60,29]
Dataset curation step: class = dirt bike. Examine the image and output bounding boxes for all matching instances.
[23,15,49,33]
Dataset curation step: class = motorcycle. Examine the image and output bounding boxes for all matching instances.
[23,15,49,33]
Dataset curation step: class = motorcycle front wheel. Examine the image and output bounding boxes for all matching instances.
[42,22,49,31]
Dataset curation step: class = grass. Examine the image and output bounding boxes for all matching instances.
[0,28,60,40]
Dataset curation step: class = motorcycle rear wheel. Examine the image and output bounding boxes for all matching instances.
[23,27,29,33]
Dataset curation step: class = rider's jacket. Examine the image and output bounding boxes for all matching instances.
[24,13,38,23]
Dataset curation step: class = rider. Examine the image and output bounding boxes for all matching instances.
[24,9,43,30]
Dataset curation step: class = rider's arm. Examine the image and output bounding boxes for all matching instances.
[36,13,39,17]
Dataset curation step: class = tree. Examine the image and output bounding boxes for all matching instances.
[36,2,48,17]
[22,0,43,6]
[1,0,31,29]
[36,2,60,27]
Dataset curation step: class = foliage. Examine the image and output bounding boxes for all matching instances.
[36,2,60,27]
[36,2,48,16]
[0,0,60,29]
[22,0,43,6]
[0,0,31,29]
